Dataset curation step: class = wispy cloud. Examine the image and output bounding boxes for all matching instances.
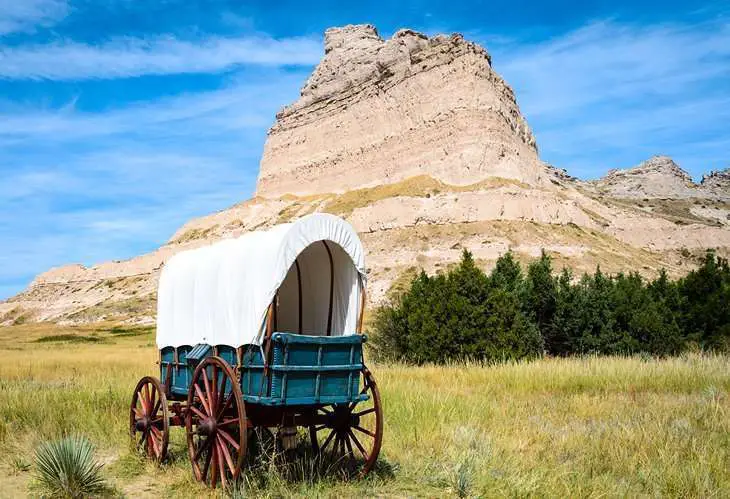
[0,34,322,80]
[0,0,68,35]
[489,20,730,178]
[0,68,309,298]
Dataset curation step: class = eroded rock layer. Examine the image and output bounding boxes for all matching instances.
[256,24,543,197]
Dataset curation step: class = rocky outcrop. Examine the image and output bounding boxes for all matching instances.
[256,24,544,197]
[701,168,730,191]
[590,156,698,199]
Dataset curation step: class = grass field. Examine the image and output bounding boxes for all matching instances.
[0,324,728,497]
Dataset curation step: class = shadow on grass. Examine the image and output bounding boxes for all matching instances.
[104,326,155,337]
[139,430,397,497]
[35,334,104,344]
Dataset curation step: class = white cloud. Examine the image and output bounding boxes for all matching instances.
[0,0,68,35]
[488,20,730,178]
[0,34,322,80]
[0,68,309,298]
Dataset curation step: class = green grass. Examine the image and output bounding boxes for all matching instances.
[0,323,728,497]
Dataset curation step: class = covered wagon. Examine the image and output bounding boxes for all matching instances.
[129,213,383,487]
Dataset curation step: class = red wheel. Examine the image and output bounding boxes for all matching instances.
[186,356,247,488]
[130,376,169,462]
[310,367,383,478]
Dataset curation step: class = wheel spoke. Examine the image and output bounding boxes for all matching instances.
[152,398,161,417]
[321,429,336,452]
[210,446,218,488]
[190,405,207,420]
[201,369,213,413]
[344,434,355,460]
[216,441,227,489]
[354,407,376,417]
[142,383,151,413]
[146,432,154,456]
[218,428,240,451]
[133,407,143,419]
[150,384,157,409]
[220,417,239,426]
[217,371,228,417]
[217,435,237,475]
[211,365,218,416]
[354,425,375,438]
[348,429,369,460]
[217,394,233,419]
[314,424,327,432]
[150,428,162,457]
[194,383,211,416]
[330,434,341,465]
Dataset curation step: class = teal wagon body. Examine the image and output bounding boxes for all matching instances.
[130,214,383,488]
[160,333,367,406]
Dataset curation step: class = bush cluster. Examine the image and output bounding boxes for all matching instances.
[369,250,730,363]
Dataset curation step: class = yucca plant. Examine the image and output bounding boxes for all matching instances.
[34,435,107,498]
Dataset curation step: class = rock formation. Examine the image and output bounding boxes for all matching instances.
[2,25,729,326]
[589,156,698,199]
[256,24,544,197]
[702,168,730,192]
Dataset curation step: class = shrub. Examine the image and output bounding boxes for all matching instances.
[34,435,108,498]
[370,250,543,363]
[370,249,730,362]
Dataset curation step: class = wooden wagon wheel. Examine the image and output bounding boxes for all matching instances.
[309,367,383,478]
[129,376,169,462]
[185,356,247,489]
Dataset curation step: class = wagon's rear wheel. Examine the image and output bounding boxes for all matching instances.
[130,376,169,462]
[309,367,383,478]
[186,356,247,489]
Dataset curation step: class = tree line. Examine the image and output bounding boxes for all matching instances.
[369,250,730,363]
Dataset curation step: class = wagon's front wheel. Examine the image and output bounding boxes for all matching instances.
[309,367,383,478]
[130,376,169,462]
[186,356,247,489]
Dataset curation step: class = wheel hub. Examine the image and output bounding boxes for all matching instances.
[198,417,217,436]
[135,416,151,432]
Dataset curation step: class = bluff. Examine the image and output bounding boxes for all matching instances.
[2,25,729,325]
[257,25,544,197]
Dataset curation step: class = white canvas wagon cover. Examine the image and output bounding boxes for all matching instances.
[156,214,366,348]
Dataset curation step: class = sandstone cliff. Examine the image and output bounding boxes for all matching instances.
[2,25,729,326]
[256,24,543,197]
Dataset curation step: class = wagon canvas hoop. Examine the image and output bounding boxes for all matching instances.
[156,213,367,349]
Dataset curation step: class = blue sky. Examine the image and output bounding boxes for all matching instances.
[0,0,728,300]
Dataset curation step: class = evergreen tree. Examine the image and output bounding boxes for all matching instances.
[522,250,558,353]
[369,247,730,363]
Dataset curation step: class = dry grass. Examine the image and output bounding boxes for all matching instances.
[66,295,157,323]
[363,219,685,280]
[0,323,728,497]
[171,225,220,244]
[320,175,530,217]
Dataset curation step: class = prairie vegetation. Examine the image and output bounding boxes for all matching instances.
[371,250,730,363]
[0,323,728,497]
